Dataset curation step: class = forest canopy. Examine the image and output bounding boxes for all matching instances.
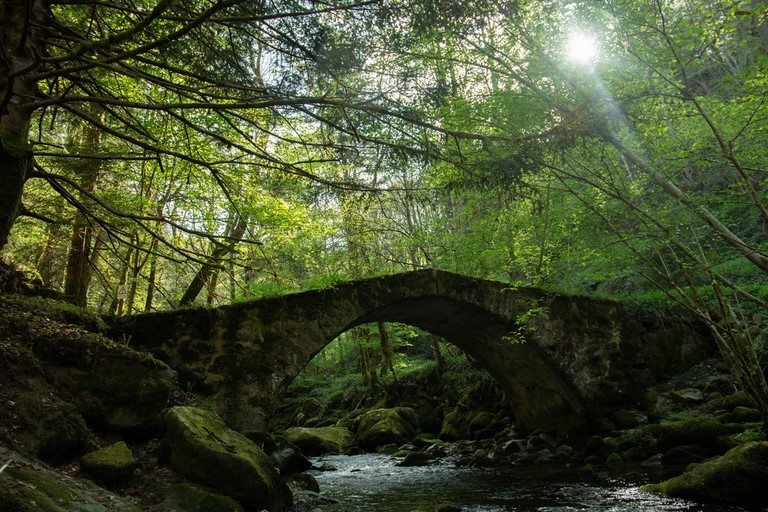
[0,0,766,314]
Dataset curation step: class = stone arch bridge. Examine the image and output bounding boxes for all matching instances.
[111,270,712,436]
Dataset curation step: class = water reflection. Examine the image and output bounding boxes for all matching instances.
[308,453,756,512]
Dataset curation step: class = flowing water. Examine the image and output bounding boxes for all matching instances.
[308,453,762,511]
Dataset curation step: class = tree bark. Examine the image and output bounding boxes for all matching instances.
[0,0,48,252]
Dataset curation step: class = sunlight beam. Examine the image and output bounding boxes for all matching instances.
[566,32,599,64]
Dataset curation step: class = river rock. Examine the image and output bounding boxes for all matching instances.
[725,406,762,423]
[708,391,755,412]
[47,350,177,432]
[80,441,137,489]
[395,450,436,467]
[431,503,462,512]
[642,441,768,506]
[613,409,648,428]
[660,444,708,466]
[78,356,177,431]
[356,407,419,451]
[286,472,320,493]
[283,426,356,456]
[262,434,312,476]
[162,406,292,512]
[670,388,704,404]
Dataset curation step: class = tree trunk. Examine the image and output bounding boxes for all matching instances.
[63,108,103,307]
[206,271,219,305]
[431,334,445,376]
[109,246,133,316]
[178,214,247,306]
[0,149,29,252]
[0,0,47,252]
[36,208,67,287]
[144,253,157,312]
[357,331,370,387]
[377,322,394,376]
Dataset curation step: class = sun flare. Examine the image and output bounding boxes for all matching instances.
[566,32,599,64]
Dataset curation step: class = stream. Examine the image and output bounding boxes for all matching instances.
[308,453,760,511]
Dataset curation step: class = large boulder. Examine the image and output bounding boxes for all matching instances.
[283,426,356,456]
[162,406,292,512]
[356,407,419,451]
[642,441,768,506]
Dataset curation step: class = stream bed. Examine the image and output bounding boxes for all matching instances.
[308,453,760,511]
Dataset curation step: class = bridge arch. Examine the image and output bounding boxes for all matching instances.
[113,270,713,436]
[342,296,586,432]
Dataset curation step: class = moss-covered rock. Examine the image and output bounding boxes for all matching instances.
[708,391,755,412]
[0,446,140,512]
[283,426,356,456]
[162,406,292,512]
[413,433,444,448]
[80,441,137,489]
[613,409,648,429]
[726,406,762,423]
[162,484,243,512]
[356,407,419,451]
[642,441,768,506]
[439,407,495,441]
[654,416,728,452]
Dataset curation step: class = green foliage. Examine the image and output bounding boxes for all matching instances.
[301,272,349,291]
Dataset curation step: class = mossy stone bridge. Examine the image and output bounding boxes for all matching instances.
[111,270,712,435]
